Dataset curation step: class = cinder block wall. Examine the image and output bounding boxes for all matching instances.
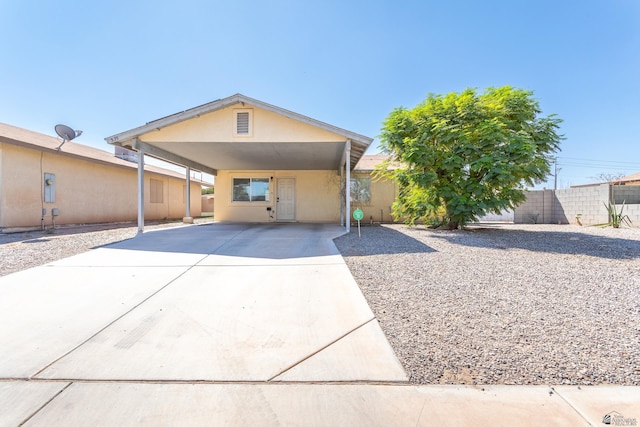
[513,189,554,223]
[613,186,640,204]
[553,185,609,225]
[515,184,640,226]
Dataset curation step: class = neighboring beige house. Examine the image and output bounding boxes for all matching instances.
[201,194,214,215]
[0,123,207,231]
[106,94,374,231]
[614,172,640,186]
[351,154,398,223]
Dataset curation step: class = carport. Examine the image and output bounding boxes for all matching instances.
[105,94,372,233]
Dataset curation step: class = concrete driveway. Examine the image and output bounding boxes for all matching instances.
[0,223,637,426]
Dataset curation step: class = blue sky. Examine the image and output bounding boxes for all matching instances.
[1,0,639,188]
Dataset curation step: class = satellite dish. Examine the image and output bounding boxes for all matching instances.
[54,124,82,150]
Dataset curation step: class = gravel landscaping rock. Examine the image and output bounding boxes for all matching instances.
[334,223,640,385]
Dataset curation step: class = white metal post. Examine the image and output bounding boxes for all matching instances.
[345,140,351,233]
[137,146,145,234]
[340,166,344,226]
[184,166,193,223]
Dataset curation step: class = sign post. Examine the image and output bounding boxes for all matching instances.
[353,208,364,238]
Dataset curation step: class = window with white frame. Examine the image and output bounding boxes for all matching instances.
[233,178,270,202]
[234,109,252,136]
[350,177,371,204]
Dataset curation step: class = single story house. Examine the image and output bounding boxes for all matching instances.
[350,154,398,223]
[613,172,640,186]
[105,94,374,232]
[0,122,207,231]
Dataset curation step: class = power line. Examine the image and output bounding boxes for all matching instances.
[557,156,640,165]
[554,156,640,172]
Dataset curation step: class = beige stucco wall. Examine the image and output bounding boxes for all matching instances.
[140,105,346,143]
[215,170,341,222]
[351,172,397,223]
[0,142,201,229]
[201,195,214,214]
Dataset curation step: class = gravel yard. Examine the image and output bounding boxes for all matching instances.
[334,223,640,386]
[2,220,638,386]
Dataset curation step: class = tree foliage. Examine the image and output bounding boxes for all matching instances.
[376,86,563,229]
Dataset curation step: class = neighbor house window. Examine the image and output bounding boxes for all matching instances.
[233,178,270,202]
[150,178,164,203]
[234,109,252,136]
[350,177,371,204]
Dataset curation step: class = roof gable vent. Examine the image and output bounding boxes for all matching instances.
[236,111,250,135]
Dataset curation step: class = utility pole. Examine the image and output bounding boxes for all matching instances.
[551,158,561,224]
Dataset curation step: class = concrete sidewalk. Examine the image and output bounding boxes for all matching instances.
[0,223,638,426]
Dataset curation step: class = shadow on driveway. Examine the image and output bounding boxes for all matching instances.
[100,222,346,259]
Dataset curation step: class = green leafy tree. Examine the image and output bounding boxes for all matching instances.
[376,86,563,229]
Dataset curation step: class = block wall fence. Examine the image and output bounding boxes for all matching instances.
[514,184,640,226]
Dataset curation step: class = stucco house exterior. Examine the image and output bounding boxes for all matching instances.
[351,154,398,223]
[0,123,206,231]
[106,94,374,231]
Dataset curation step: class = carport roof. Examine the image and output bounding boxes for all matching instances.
[105,94,373,176]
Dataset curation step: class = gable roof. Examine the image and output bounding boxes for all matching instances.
[354,154,401,172]
[105,94,372,173]
[616,171,640,184]
[0,122,211,185]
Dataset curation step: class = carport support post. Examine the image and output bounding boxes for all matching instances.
[340,166,344,226]
[345,140,351,233]
[183,167,193,224]
[137,146,145,234]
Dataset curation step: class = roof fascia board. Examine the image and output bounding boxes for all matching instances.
[0,135,209,182]
[240,95,373,146]
[133,139,218,176]
[105,94,373,148]
[0,135,134,171]
[105,95,242,145]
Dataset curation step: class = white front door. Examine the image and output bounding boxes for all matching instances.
[276,178,295,221]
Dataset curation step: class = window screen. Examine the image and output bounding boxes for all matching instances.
[350,177,371,204]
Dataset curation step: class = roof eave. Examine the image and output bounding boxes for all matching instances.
[104,93,373,149]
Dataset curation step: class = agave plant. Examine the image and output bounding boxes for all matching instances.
[602,200,632,228]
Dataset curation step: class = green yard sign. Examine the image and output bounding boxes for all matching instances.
[352,209,364,237]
